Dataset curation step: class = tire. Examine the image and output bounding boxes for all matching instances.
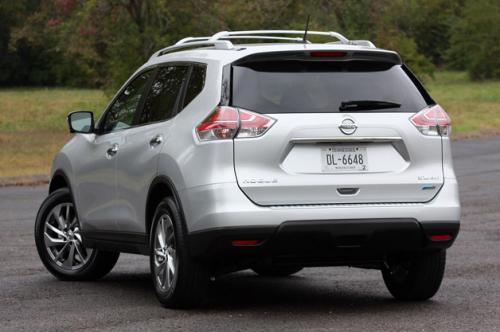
[252,264,303,277]
[34,188,119,281]
[149,197,209,308]
[382,250,446,301]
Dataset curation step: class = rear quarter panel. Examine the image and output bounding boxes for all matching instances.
[156,59,236,192]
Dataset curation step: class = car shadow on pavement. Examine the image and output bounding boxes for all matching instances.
[203,272,440,313]
[90,269,441,313]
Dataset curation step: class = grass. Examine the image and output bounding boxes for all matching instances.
[0,71,499,178]
[0,88,107,177]
[426,71,500,135]
[0,88,107,132]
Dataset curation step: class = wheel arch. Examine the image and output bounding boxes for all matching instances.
[145,176,187,236]
[49,170,71,194]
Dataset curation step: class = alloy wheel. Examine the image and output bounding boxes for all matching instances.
[43,202,93,270]
[153,214,178,291]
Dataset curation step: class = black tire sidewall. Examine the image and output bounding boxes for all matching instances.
[382,250,446,301]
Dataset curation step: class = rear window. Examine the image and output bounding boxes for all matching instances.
[231,61,430,114]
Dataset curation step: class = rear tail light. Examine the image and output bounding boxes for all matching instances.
[196,106,238,141]
[410,105,451,136]
[237,109,275,138]
[196,106,275,141]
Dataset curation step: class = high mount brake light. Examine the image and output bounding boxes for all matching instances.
[196,107,275,141]
[310,51,347,57]
[410,105,451,136]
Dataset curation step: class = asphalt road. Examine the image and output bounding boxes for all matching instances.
[1,138,500,331]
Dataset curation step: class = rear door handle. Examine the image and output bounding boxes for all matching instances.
[106,143,119,157]
[149,135,163,147]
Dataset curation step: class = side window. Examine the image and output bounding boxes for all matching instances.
[101,70,153,133]
[183,64,206,108]
[137,65,189,125]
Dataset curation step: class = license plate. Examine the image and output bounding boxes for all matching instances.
[321,146,368,172]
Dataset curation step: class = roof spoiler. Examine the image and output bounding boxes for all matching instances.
[232,50,402,66]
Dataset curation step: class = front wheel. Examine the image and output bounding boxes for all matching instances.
[382,250,446,301]
[34,188,119,281]
[150,197,209,308]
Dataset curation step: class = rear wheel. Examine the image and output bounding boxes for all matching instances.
[34,188,119,281]
[382,250,446,301]
[252,263,303,277]
[150,197,209,308]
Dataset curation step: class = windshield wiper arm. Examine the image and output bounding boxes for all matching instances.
[339,100,401,111]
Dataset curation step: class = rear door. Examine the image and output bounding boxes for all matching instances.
[231,53,443,205]
[115,64,191,233]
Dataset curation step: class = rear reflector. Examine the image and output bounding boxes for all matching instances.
[196,106,275,141]
[232,240,260,246]
[430,234,453,242]
[410,105,451,136]
[310,51,347,57]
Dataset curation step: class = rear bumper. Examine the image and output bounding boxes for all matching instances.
[188,219,459,265]
[179,178,460,233]
[179,177,460,265]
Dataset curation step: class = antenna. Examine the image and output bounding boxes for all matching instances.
[302,15,310,43]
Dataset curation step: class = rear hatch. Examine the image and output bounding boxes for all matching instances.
[230,51,444,206]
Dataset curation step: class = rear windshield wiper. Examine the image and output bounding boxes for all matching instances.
[339,100,401,111]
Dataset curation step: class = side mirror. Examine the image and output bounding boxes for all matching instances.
[68,111,94,134]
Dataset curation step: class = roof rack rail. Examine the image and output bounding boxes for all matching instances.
[206,30,350,43]
[347,40,376,48]
[150,30,375,59]
[150,40,234,59]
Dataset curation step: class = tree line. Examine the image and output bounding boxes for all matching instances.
[1,0,499,90]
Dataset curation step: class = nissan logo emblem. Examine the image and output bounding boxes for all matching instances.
[339,118,357,135]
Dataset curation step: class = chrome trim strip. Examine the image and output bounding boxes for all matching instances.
[290,137,403,143]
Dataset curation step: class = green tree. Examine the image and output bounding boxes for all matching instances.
[447,0,500,80]
[385,0,462,66]
[55,0,223,90]
[0,0,46,85]
[4,0,498,87]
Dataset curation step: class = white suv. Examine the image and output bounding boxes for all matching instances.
[34,30,460,308]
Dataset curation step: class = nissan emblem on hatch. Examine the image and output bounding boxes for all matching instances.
[339,118,357,135]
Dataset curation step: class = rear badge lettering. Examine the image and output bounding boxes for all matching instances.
[418,175,441,181]
[242,178,278,184]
